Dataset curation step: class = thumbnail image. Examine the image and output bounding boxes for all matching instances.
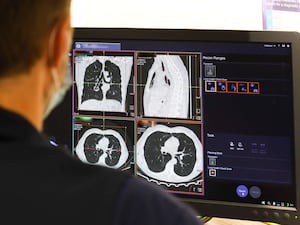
[204,64,216,77]
[238,82,248,93]
[136,52,201,120]
[136,123,203,185]
[217,81,227,92]
[249,82,260,94]
[74,53,133,113]
[227,82,238,93]
[205,80,216,92]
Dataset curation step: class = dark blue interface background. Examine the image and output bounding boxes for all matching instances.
[72,39,295,207]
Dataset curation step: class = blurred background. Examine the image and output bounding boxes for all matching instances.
[71,0,300,32]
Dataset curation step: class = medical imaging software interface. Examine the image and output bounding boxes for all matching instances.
[71,39,296,208]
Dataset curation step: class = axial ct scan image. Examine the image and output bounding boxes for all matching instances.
[137,124,203,184]
[75,128,129,169]
[75,55,133,112]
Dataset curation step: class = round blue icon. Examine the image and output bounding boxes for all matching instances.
[236,185,248,198]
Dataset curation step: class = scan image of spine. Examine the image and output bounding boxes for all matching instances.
[75,128,129,169]
[143,55,189,118]
[137,124,203,183]
[75,55,133,112]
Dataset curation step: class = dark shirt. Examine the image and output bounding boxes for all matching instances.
[0,107,203,225]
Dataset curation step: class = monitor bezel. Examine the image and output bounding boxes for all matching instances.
[72,27,300,224]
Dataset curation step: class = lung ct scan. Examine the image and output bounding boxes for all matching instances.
[75,128,129,169]
[136,52,201,120]
[75,53,133,113]
[72,47,203,195]
[137,123,203,188]
[74,116,134,171]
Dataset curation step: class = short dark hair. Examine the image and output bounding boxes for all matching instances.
[0,0,71,76]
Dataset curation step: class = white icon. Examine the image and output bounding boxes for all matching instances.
[209,169,217,177]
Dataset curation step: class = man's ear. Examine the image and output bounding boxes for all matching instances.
[47,16,72,68]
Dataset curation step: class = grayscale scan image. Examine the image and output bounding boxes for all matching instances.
[137,124,203,183]
[143,55,189,118]
[75,56,133,112]
[75,128,129,169]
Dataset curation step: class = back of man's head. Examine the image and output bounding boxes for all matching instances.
[0,0,71,77]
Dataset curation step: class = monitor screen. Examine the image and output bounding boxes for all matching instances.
[44,28,300,224]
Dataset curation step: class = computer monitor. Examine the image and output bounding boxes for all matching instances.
[45,28,300,224]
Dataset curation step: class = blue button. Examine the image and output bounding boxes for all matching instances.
[236,185,248,198]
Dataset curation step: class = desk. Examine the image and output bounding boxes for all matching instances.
[205,217,278,225]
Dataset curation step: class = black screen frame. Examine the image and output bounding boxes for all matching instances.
[46,28,300,224]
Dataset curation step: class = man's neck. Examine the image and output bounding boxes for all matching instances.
[0,66,47,132]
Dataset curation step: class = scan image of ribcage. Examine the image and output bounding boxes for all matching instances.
[143,55,189,119]
[75,128,129,169]
[137,124,203,183]
[75,56,133,112]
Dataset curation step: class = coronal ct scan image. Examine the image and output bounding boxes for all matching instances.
[137,53,201,120]
[75,127,130,169]
[136,124,203,185]
[75,53,133,113]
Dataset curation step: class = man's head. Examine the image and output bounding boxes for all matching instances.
[0,0,72,76]
[0,0,73,130]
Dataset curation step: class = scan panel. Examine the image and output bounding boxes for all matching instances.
[71,47,204,195]
[136,52,202,120]
[74,117,134,171]
[74,51,134,113]
[136,121,203,193]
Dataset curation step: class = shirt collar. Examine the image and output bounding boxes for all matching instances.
[0,107,50,147]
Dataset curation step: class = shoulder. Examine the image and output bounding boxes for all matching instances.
[113,177,203,225]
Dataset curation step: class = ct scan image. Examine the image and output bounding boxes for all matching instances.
[136,52,201,120]
[74,53,133,113]
[74,118,134,171]
[136,123,203,187]
[75,128,129,169]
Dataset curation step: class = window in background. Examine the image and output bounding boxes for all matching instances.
[262,0,300,32]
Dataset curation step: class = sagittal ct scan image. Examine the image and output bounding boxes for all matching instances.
[75,128,129,169]
[75,54,133,113]
[136,124,203,185]
[143,54,189,118]
[136,53,201,120]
